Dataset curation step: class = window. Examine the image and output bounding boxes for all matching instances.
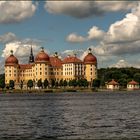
[40,72,42,75]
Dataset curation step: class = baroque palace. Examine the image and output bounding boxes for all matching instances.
[5,47,97,87]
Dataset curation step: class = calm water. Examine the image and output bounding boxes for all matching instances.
[0,91,140,139]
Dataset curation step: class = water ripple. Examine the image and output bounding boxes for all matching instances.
[0,92,140,139]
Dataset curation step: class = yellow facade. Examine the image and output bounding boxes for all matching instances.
[5,48,97,88]
[85,64,97,82]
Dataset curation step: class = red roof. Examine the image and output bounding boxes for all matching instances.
[63,56,82,64]
[5,54,18,65]
[84,53,97,64]
[107,79,119,85]
[50,56,62,67]
[35,50,49,62]
[19,64,32,69]
[128,80,139,85]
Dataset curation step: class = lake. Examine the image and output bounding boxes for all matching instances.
[0,91,140,139]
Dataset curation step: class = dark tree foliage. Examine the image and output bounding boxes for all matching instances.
[77,79,89,87]
[19,80,23,90]
[118,78,127,88]
[55,81,59,87]
[133,73,140,83]
[0,79,5,90]
[63,80,67,87]
[98,67,140,88]
[44,79,49,88]
[59,79,64,87]
[27,79,33,90]
[37,79,42,89]
[71,79,77,87]
[92,79,101,88]
[9,80,15,89]
[68,80,73,87]
[50,79,55,88]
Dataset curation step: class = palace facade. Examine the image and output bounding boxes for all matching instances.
[5,47,97,87]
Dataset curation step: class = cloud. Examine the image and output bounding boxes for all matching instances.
[87,26,105,40]
[110,59,131,68]
[104,13,140,44]
[45,1,137,18]
[66,26,105,43]
[2,41,41,64]
[66,33,86,43]
[88,3,140,57]
[0,32,17,43]
[0,1,37,24]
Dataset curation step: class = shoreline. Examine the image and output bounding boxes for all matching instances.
[0,88,140,94]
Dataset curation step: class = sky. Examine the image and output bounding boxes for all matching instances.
[0,1,140,73]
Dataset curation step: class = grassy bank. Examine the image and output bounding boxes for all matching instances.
[0,87,99,94]
[0,87,138,94]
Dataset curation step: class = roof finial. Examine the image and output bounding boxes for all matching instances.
[74,53,77,57]
[10,50,13,55]
[41,47,44,52]
[54,52,58,57]
[73,50,77,57]
[88,48,92,53]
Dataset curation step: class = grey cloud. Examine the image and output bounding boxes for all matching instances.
[45,1,137,18]
[0,1,37,24]
[0,32,17,43]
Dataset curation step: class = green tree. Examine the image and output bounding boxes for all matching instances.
[82,79,89,87]
[55,81,59,87]
[19,80,23,90]
[50,79,55,88]
[68,80,72,87]
[71,79,77,87]
[9,80,15,89]
[118,78,127,88]
[27,79,33,90]
[77,79,82,87]
[133,73,140,83]
[63,80,67,87]
[0,79,5,90]
[44,79,49,89]
[59,79,64,87]
[37,79,42,89]
[92,79,101,88]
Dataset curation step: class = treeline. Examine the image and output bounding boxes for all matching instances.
[0,67,140,90]
[98,67,140,87]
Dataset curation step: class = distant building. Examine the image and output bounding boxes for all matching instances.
[106,79,119,90]
[127,80,139,90]
[5,47,97,88]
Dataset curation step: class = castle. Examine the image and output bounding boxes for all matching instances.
[5,47,97,87]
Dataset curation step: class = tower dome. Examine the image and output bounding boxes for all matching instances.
[35,47,50,62]
[5,50,18,66]
[84,48,97,64]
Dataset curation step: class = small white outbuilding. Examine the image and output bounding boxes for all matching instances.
[106,79,119,90]
[127,80,139,90]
